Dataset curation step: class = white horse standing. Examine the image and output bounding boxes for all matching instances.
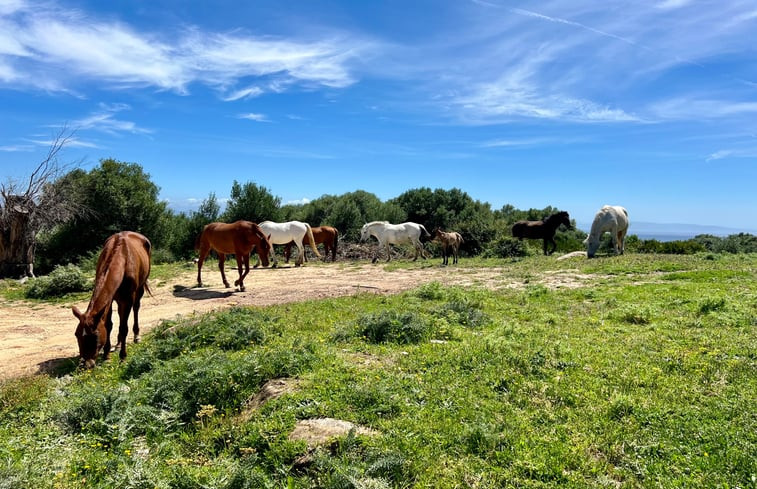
[259,221,321,266]
[584,205,629,258]
[360,221,431,263]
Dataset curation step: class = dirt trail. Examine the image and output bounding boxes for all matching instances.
[1,262,516,380]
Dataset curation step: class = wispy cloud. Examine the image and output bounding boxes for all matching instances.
[706,148,757,162]
[0,143,34,152]
[421,1,757,125]
[238,113,270,122]
[221,85,264,101]
[649,97,757,120]
[0,2,373,97]
[481,136,588,148]
[26,136,98,148]
[70,103,151,135]
[656,0,692,10]
[285,197,312,206]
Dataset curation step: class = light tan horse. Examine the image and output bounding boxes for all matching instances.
[72,231,151,368]
[433,228,464,265]
[195,221,272,291]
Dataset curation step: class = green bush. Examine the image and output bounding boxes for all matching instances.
[24,264,90,299]
[357,311,433,344]
[483,236,529,258]
[150,247,176,265]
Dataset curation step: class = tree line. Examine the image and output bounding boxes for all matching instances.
[3,158,755,277]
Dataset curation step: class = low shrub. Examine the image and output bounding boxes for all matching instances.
[482,236,529,259]
[357,311,434,344]
[24,264,90,299]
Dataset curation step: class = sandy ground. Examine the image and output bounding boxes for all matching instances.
[2,261,545,380]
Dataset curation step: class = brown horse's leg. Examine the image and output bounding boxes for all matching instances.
[132,285,144,343]
[283,242,292,263]
[103,305,114,359]
[217,253,231,288]
[197,244,210,287]
[233,252,248,291]
[116,298,133,360]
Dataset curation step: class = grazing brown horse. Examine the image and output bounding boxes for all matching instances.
[283,225,339,262]
[195,221,272,291]
[72,231,151,369]
[433,228,464,265]
[511,211,571,255]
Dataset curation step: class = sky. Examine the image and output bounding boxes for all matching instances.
[2,0,756,232]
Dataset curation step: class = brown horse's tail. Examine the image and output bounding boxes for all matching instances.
[305,224,321,257]
[332,228,339,261]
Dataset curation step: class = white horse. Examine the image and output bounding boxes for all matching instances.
[360,221,431,263]
[258,221,321,266]
[584,205,629,258]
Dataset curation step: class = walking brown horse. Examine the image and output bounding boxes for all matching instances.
[511,211,571,255]
[195,221,272,291]
[72,231,151,368]
[433,228,464,265]
[283,225,339,262]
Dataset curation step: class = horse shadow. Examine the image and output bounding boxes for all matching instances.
[172,285,234,300]
[36,356,80,377]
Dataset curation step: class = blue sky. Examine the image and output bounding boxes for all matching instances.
[2,0,756,231]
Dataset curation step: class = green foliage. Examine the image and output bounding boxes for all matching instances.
[694,233,757,253]
[3,231,757,488]
[483,235,530,258]
[163,193,221,259]
[633,237,707,254]
[36,159,168,272]
[24,264,89,299]
[356,310,434,344]
[222,180,281,223]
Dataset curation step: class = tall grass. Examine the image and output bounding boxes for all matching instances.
[0,253,755,487]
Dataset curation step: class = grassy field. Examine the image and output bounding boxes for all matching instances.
[0,253,755,488]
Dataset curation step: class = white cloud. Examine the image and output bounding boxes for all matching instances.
[0,144,34,151]
[238,113,269,122]
[649,97,757,120]
[656,0,692,10]
[285,198,311,206]
[0,3,371,96]
[706,148,757,162]
[26,136,98,148]
[71,104,152,135]
[221,85,264,101]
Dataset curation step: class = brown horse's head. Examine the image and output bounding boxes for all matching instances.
[72,306,106,369]
[254,231,272,268]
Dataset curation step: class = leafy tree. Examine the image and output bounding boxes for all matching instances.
[221,180,281,223]
[36,159,167,270]
[164,193,221,259]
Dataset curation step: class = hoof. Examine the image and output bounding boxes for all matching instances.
[223,282,231,288]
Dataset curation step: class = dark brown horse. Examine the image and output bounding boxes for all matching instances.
[72,231,151,368]
[511,211,571,255]
[195,221,272,291]
[283,225,339,262]
[433,228,464,265]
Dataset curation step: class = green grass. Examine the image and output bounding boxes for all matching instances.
[0,253,755,488]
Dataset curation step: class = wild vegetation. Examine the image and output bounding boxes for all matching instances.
[0,253,755,487]
[8,159,750,278]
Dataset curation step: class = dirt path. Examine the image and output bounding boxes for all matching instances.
[1,262,523,380]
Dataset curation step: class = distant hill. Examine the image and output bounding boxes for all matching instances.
[576,221,757,242]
